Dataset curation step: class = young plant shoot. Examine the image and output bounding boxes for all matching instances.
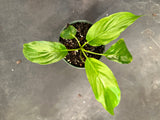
[23,12,141,115]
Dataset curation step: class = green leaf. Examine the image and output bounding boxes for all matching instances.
[104,38,132,64]
[60,25,77,39]
[23,41,68,65]
[85,58,121,115]
[86,12,141,46]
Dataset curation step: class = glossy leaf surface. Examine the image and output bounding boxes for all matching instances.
[85,58,121,115]
[104,39,132,64]
[86,12,141,46]
[60,25,77,39]
[23,41,68,65]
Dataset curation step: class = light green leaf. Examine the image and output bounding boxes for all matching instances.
[86,12,141,46]
[104,38,132,64]
[60,25,77,39]
[85,58,121,115]
[23,41,68,65]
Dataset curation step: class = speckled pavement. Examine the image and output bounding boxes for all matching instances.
[0,0,160,120]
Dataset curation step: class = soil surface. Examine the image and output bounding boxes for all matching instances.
[59,21,105,68]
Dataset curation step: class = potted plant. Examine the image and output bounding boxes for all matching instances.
[23,12,141,115]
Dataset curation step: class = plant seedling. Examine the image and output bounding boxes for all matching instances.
[23,12,141,115]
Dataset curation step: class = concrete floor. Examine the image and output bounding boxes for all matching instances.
[0,0,160,120]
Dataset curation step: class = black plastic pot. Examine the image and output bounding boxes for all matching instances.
[59,20,105,69]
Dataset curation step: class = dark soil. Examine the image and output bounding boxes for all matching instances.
[59,21,105,68]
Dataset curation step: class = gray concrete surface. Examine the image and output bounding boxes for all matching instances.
[0,0,160,120]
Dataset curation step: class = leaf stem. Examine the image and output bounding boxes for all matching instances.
[71,34,82,47]
[80,51,85,62]
[67,48,81,51]
[81,49,88,59]
[81,42,88,48]
[82,49,105,56]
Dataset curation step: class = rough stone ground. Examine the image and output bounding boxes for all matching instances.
[0,0,160,120]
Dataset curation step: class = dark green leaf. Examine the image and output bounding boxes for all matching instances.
[86,12,141,46]
[23,41,68,65]
[104,38,132,64]
[60,25,77,39]
[85,58,121,115]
